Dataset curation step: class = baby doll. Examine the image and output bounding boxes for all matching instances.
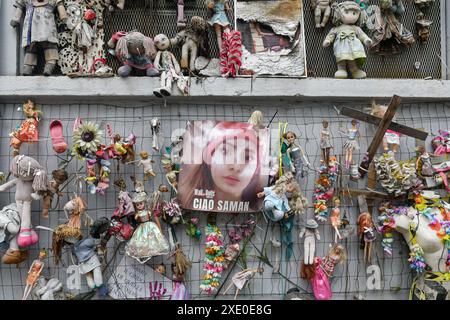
[299,219,320,266]
[10,0,68,75]
[153,34,184,98]
[0,155,48,248]
[137,151,156,181]
[323,1,372,79]
[311,0,333,28]
[42,169,68,218]
[73,235,103,291]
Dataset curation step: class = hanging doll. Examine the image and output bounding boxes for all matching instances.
[129,151,156,181]
[330,197,342,243]
[323,1,372,79]
[320,120,333,165]
[171,262,190,300]
[170,16,208,72]
[222,267,264,299]
[371,102,401,153]
[10,100,42,157]
[162,158,180,194]
[281,131,311,182]
[125,192,170,264]
[42,169,68,218]
[0,155,48,248]
[416,145,434,177]
[10,0,68,75]
[311,244,346,300]
[357,212,376,263]
[22,249,47,300]
[299,219,320,266]
[73,235,104,290]
[149,184,169,221]
[206,0,232,52]
[150,118,163,152]
[63,196,91,229]
[339,119,360,169]
[153,34,188,97]
[0,203,24,265]
[311,0,333,28]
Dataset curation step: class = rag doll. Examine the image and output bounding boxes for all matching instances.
[22,249,47,300]
[10,100,42,157]
[0,155,48,247]
[299,219,320,265]
[10,0,68,75]
[170,16,208,72]
[73,235,103,290]
[108,31,159,77]
[311,0,333,28]
[128,151,155,181]
[206,0,232,52]
[42,169,68,218]
[0,203,23,265]
[323,1,372,79]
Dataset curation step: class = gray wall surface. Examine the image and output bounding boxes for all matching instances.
[0,100,448,300]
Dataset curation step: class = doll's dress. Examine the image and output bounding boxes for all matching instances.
[125,210,169,264]
[26,260,44,285]
[171,281,189,300]
[262,186,290,221]
[327,25,368,66]
[14,118,39,142]
[343,128,359,151]
[320,129,333,149]
[73,237,101,275]
[311,257,332,300]
[208,2,230,27]
[384,129,400,145]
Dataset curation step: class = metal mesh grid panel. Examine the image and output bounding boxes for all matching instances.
[0,100,449,299]
[303,0,442,79]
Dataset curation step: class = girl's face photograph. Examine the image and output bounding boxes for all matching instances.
[210,137,258,199]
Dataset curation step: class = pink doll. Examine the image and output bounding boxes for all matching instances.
[330,197,342,243]
[22,249,47,300]
[323,1,372,79]
[0,155,48,248]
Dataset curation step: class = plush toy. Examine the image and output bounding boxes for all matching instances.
[0,155,48,248]
[108,31,159,77]
[311,0,333,28]
[42,169,68,218]
[323,1,372,79]
[206,0,232,52]
[0,203,24,265]
[171,16,208,72]
[73,235,104,290]
[10,0,68,75]
[153,34,189,97]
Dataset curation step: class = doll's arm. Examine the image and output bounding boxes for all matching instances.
[315,229,321,241]
[170,53,181,74]
[0,178,18,192]
[300,145,311,167]
[10,4,23,28]
[154,51,162,70]
[323,28,337,47]
[57,2,68,22]
[356,27,372,46]
[299,227,306,238]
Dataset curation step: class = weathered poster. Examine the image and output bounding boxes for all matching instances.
[178,120,270,213]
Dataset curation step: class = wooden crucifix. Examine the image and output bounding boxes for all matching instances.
[339,95,429,178]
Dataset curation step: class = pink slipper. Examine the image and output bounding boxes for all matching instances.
[17,228,39,247]
[50,120,67,153]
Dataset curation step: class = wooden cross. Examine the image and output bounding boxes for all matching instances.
[339,95,429,178]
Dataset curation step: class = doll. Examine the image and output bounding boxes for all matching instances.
[206,0,232,52]
[134,151,156,181]
[371,102,401,153]
[22,249,47,300]
[10,100,42,157]
[414,0,435,10]
[10,0,68,75]
[125,192,170,264]
[170,16,208,72]
[151,118,163,152]
[416,13,433,44]
[171,262,189,300]
[222,267,264,299]
[0,155,48,248]
[357,212,376,263]
[311,0,333,28]
[416,145,434,177]
[320,120,333,165]
[323,1,372,79]
[281,131,311,182]
[63,196,89,229]
[256,172,301,222]
[42,169,68,218]
[248,110,264,129]
[150,185,169,220]
[330,197,342,243]
[299,219,320,266]
[52,224,83,265]
[0,203,24,265]
[111,133,136,163]
[108,31,158,77]
[311,244,346,300]
[155,263,167,276]
[162,159,180,194]
[153,34,186,98]
[73,235,103,290]
[339,119,360,169]
[106,0,125,11]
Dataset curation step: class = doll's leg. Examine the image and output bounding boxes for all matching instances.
[215,24,224,52]
[222,281,234,295]
[118,65,132,77]
[92,267,103,287]
[160,71,172,96]
[347,60,367,79]
[325,148,330,166]
[334,61,348,79]
[23,46,37,76]
[314,6,322,28]
[18,201,38,247]
[43,43,59,76]
[177,0,186,27]
[22,284,32,300]
[190,43,198,71]
[321,6,331,27]
[181,44,189,69]
[85,272,95,289]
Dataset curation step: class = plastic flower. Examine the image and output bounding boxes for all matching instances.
[72,122,103,157]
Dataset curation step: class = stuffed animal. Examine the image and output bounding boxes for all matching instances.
[10,0,68,75]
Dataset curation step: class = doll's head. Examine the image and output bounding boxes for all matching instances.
[140,150,149,159]
[350,119,359,127]
[332,1,365,27]
[113,134,121,143]
[283,131,297,145]
[38,248,47,261]
[52,169,68,184]
[155,263,166,275]
[328,243,347,264]
[133,192,147,210]
[416,145,426,155]
[190,16,208,33]
[154,34,170,51]
[248,110,264,128]
[158,184,169,193]
[332,196,340,206]
[273,172,298,197]
[11,155,48,191]
[322,120,329,128]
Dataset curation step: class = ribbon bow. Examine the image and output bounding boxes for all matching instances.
[339,31,356,41]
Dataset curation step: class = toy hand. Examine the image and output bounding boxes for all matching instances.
[256,192,265,198]
[10,19,20,28]
[323,40,331,48]
[364,38,373,47]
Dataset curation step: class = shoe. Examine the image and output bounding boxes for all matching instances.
[153,89,163,98]
[2,249,28,265]
[17,228,39,247]
[23,65,33,76]
[160,86,172,96]
[50,120,67,154]
[43,62,56,76]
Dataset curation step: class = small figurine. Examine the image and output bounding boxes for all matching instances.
[323,1,372,79]
[153,34,188,97]
[330,197,342,243]
[416,145,434,177]
[311,0,333,28]
[299,219,320,266]
[162,157,180,193]
[22,249,47,300]
[206,0,232,52]
[42,169,68,218]
[222,267,264,299]
[281,131,311,182]
[340,119,360,169]
[10,0,68,75]
[10,100,42,157]
[371,102,401,153]
[170,16,208,72]
[357,212,376,263]
[125,192,170,264]
[320,120,333,165]
[416,13,433,44]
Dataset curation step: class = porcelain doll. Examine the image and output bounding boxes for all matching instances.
[206,0,232,52]
[320,120,333,165]
[10,0,68,75]
[0,203,24,265]
[323,1,372,79]
[416,145,434,177]
[330,197,342,243]
[339,119,360,169]
[125,192,170,264]
[299,219,320,265]
[42,169,68,218]
[281,131,311,181]
[10,100,42,157]
[311,0,333,28]
[73,236,103,290]
[153,34,187,98]
[22,249,47,300]
[170,16,208,72]
[0,155,48,248]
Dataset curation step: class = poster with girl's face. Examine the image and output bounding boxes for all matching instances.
[178,121,270,213]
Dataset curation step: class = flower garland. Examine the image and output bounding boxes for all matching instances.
[313,157,338,222]
[408,244,427,273]
[200,224,225,294]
